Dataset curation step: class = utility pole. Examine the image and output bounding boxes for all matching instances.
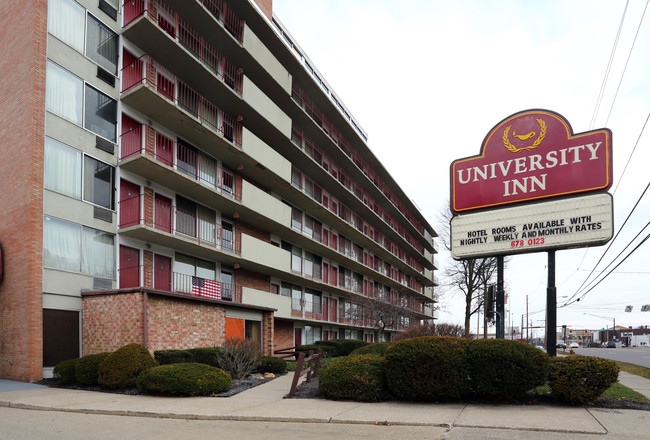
[526,294,529,342]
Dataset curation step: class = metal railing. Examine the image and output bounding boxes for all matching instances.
[121,54,242,147]
[118,194,241,254]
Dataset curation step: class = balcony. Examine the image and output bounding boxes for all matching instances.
[119,264,238,302]
[123,0,243,107]
[118,193,241,265]
[119,122,243,215]
[121,53,242,161]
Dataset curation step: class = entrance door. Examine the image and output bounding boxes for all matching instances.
[119,179,140,227]
[119,245,139,288]
[154,254,171,291]
[294,328,302,347]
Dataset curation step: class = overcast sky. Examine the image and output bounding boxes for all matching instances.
[273,0,650,337]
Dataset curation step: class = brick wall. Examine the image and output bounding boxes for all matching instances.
[236,268,270,294]
[143,250,153,288]
[144,187,154,227]
[237,220,270,243]
[82,293,145,355]
[82,290,274,356]
[274,320,293,352]
[0,0,47,382]
[146,295,226,351]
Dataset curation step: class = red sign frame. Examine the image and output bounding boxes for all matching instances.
[450,109,612,213]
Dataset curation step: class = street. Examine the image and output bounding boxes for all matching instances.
[569,347,650,368]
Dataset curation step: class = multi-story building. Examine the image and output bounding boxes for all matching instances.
[0,0,437,382]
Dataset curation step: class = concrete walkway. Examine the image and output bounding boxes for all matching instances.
[1,373,650,439]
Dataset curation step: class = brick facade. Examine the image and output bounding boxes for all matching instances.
[236,268,270,293]
[253,0,272,20]
[273,320,294,353]
[0,0,47,382]
[83,289,274,356]
[237,220,270,243]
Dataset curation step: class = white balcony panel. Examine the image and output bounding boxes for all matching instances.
[242,286,291,318]
[240,179,291,226]
[241,127,291,183]
[242,76,291,139]
[243,23,292,94]
[240,233,290,273]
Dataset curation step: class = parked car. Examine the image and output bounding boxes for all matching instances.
[606,341,616,348]
[569,342,580,349]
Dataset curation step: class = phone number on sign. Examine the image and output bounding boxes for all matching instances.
[511,238,545,248]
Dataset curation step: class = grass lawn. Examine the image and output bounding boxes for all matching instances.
[612,360,650,380]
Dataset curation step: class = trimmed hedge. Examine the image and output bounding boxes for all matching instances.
[319,355,388,402]
[75,352,111,386]
[385,336,470,401]
[154,349,194,365]
[53,358,78,385]
[189,347,221,367]
[98,344,158,389]
[466,339,549,400]
[314,339,369,357]
[258,356,287,374]
[349,342,391,357]
[136,363,231,396]
[549,355,619,404]
[296,344,337,358]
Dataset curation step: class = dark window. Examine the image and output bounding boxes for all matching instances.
[85,85,117,141]
[86,14,118,74]
[83,156,114,209]
[43,309,79,367]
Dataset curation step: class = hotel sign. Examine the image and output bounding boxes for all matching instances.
[451,110,612,213]
[450,193,614,259]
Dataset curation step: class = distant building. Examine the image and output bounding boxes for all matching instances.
[0,0,437,382]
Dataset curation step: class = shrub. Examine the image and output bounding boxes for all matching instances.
[154,349,195,365]
[258,356,287,374]
[549,355,619,404]
[216,338,260,379]
[53,358,78,385]
[98,343,158,389]
[349,342,391,357]
[188,347,221,367]
[314,339,368,357]
[466,339,549,400]
[319,355,388,402]
[75,353,111,386]
[296,344,336,358]
[385,336,470,401]
[136,363,231,396]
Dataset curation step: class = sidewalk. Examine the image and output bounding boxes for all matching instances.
[1,374,650,439]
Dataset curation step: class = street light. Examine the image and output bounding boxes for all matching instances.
[583,313,616,342]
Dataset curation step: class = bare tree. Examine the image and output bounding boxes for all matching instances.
[438,204,501,337]
[343,291,420,342]
[392,321,470,342]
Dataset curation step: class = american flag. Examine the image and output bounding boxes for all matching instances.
[192,276,221,299]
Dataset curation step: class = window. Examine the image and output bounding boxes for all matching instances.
[47,0,84,52]
[86,14,118,73]
[304,325,321,345]
[45,137,115,209]
[44,216,114,277]
[291,166,302,189]
[291,207,302,231]
[46,61,117,141]
[45,137,81,198]
[305,289,322,314]
[46,61,83,125]
[48,0,118,73]
[83,155,114,209]
[173,253,216,292]
[176,196,197,237]
[85,86,117,141]
[304,252,322,279]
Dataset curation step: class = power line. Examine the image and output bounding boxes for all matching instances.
[589,0,629,130]
[613,113,650,195]
[563,182,650,305]
[604,0,650,127]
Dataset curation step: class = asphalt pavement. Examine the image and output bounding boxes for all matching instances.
[1,372,650,439]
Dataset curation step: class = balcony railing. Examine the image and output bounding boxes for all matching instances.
[122,0,243,94]
[120,123,242,200]
[118,193,241,254]
[119,265,236,301]
[121,53,242,147]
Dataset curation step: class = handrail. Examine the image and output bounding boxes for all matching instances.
[286,348,322,397]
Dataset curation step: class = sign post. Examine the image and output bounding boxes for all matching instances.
[450,109,613,352]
